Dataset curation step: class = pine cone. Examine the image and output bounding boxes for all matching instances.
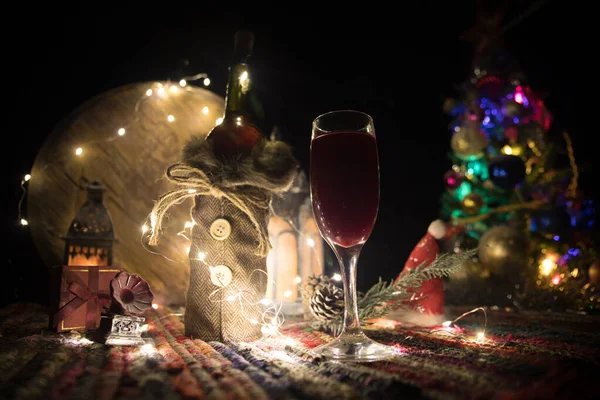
[309,282,344,322]
[300,274,332,306]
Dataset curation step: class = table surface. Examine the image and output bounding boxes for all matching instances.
[1,303,599,400]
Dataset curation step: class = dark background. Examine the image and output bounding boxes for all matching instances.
[3,2,593,307]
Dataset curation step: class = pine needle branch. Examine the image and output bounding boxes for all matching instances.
[396,248,478,290]
[310,248,478,334]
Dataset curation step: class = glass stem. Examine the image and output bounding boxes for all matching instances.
[333,244,363,335]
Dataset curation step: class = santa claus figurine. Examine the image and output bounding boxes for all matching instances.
[389,219,448,326]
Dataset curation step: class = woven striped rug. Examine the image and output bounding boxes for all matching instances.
[1,302,598,399]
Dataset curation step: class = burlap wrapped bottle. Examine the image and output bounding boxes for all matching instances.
[149,137,297,342]
[187,192,268,340]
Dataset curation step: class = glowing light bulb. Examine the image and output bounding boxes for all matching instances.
[184,221,193,229]
[141,225,149,233]
[571,268,579,278]
[158,87,165,95]
[179,79,187,87]
[283,290,293,298]
[146,89,153,96]
[306,238,315,247]
[169,85,178,93]
[239,71,248,83]
[261,324,277,336]
[167,115,175,122]
[184,246,190,254]
[140,343,155,355]
[188,189,197,194]
[20,219,28,226]
[442,321,452,327]
[332,273,342,281]
[202,106,209,115]
[151,303,159,309]
[514,92,524,104]
[118,128,126,136]
[260,298,271,305]
[476,331,485,342]
[197,251,206,261]
[216,117,223,125]
[294,276,302,284]
[24,174,31,182]
[552,274,561,285]
[540,258,555,276]
[203,77,210,86]
[501,145,513,155]
[75,147,83,156]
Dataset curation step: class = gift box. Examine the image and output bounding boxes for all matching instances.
[51,265,122,332]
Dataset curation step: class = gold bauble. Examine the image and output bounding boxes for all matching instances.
[462,193,484,215]
[589,262,600,285]
[451,123,488,160]
[478,226,529,275]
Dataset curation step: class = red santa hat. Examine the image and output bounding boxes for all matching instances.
[387,220,447,326]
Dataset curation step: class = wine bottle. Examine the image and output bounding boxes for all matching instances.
[205,30,263,159]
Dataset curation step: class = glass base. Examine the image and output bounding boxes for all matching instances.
[313,331,398,362]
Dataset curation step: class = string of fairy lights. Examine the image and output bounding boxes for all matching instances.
[140,203,331,337]
[16,69,489,343]
[15,69,330,337]
[16,73,213,227]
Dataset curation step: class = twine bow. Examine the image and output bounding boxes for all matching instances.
[148,163,272,257]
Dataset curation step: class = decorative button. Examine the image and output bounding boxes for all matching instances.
[210,218,231,240]
[210,265,232,287]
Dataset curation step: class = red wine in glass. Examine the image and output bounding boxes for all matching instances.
[310,110,397,362]
[310,131,379,248]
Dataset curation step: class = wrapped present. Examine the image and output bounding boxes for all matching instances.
[52,265,122,332]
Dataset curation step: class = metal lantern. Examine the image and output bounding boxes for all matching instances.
[63,180,116,266]
[267,168,324,315]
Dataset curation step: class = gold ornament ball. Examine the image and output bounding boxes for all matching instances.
[462,193,484,215]
[589,262,600,285]
[451,124,488,160]
[478,226,529,275]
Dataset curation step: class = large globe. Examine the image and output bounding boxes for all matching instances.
[27,81,224,306]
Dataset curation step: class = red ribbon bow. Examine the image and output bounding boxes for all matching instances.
[53,267,112,330]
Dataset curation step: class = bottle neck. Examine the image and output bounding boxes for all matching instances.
[224,63,251,119]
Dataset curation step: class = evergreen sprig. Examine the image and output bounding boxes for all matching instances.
[311,248,478,334]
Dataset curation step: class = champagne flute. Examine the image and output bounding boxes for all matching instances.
[310,110,397,362]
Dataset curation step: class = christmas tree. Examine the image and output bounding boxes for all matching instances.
[441,7,599,312]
